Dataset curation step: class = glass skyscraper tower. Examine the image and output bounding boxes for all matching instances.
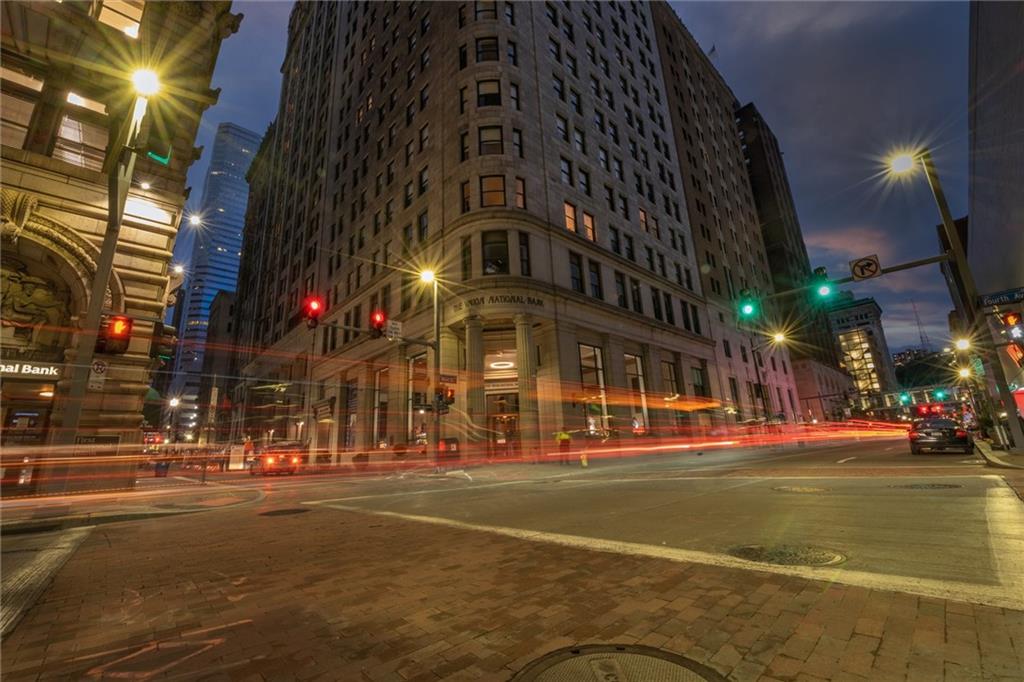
[170,123,261,433]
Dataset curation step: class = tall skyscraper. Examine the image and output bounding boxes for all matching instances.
[232,1,806,462]
[169,123,260,435]
[652,4,800,422]
[735,103,852,421]
[828,293,899,396]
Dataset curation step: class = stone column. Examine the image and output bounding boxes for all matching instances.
[395,343,409,445]
[464,316,485,446]
[640,343,666,435]
[514,313,539,460]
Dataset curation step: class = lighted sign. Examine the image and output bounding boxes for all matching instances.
[0,362,61,378]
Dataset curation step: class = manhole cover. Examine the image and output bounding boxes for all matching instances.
[513,644,726,682]
[772,486,829,493]
[258,508,309,517]
[727,544,846,567]
[889,483,962,490]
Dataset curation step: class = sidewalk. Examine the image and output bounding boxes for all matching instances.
[2,500,1021,681]
[976,440,1024,470]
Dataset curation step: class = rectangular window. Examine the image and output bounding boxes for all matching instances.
[480,175,506,206]
[507,41,518,65]
[610,227,621,254]
[692,364,710,397]
[477,79,501,106]
[662,361,679,397]
[563,201,577,233]
[578,343,609,431]
[512,128,523,157]
[479,125,503,154]
[560,157,573,184]
[663,293,675,325]
[373,367,390,447]
[461,180,471,213]
[578,169,591,195]
[690,303,702,335]
[729,377,741,412]
[510,82,521,109]
[582,212,595,241]
[518,231,531,276]
[418,167,429,193]
[461,236,472,280]
[588,260,603,299]
[476,37,499,61]
[651,287,663,321]
[514,177,526,208]
[418,211,429,240]
[614,272,628,308]
[624,235,635,261]
[624,353,649,432]
[53,114,108,171]
[723,339,732,358]
[460,131,469,161]
[630,278,643,313]
[475,0,497,20]
[482,230,509,274]
[573,128,586,153]
[569,252,584,292]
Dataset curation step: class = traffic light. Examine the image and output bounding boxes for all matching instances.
[811,266,834,300]
[96,315,133,354]
[933,388,947,400]
[443,386,455,405]
[369,309,387,338]
[899,392,910,405]
[999,312,1022,339]
[149,322,177,366]
[302,296,324,328]
[736,289,759,320]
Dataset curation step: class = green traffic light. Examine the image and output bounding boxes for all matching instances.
[817,284,833,297]
[740,303,755,316]
[899,393,910,404]
[933,389,947,400]
[147,149,171,166]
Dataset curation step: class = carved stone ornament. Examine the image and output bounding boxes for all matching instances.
[1,188,39,243]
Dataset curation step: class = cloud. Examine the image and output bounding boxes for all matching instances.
[804,226,896,262]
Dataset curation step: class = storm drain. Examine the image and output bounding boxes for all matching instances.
[727,544,846,567]
[258,508,310,517]
[889,483,962,490]
[513,644,726,682]
[772,485,829,493]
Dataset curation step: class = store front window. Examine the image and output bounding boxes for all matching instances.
[624,353,649,433]
[373,367,389,448]
[408,353,428,443]
[577,344,609,435]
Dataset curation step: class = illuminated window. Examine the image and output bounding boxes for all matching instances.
[482,231,509,274]
[478,126,503,155]
[53,115,108,171]
[479,175,505,207]
[624,353,649,431]
[563,201,577,233]
[97,0,145,38]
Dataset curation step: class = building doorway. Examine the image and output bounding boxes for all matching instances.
[486,393,519,458]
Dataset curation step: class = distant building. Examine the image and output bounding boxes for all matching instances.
[735,102,850,422]
[828,293,899,395]
[893,348,932,368]
[967,2,1024,402]
[196,291,235,445]
[168,123,260,439]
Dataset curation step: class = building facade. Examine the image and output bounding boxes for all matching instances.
[195,290,235,444]
[168,122,260,434]
[734,102,850,421]
[1,1,238,489]
[967,1,1024,411]
[233,1,751,462]
[828,294,899,396]
[652,4,800,422]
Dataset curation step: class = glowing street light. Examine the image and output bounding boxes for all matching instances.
[172,264,185,275]
[954,338,971,351]
[888,152,917,175]
[131,69,161,97]
[168,397,180,408]
[772,332,786,344]
[188,214,202,227]
[140,181,151,190]
[958,367,972,379]
[419,269,436,284]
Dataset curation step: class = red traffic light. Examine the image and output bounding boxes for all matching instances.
[109,316,132,337]
[96,315,133,354]
[303,296,324,328]
[370,309,387,338]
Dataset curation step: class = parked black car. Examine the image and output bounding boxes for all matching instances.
[909,418,973,455]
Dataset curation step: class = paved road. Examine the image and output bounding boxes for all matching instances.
[3,436,1023,681]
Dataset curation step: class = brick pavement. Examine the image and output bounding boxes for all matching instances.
[1,502,1022,681]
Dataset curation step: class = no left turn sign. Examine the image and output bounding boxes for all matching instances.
[849,254,881,281]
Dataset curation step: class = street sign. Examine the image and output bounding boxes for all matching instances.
[849,254,881,281]
[87,359,108,391]
[440,374,457,384]
[978,287,1024,307]
[385,319,402,341]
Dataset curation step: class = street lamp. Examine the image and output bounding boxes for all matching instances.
[48,66,165,481]
[188,214,202,227]
[168,397,180,408]
[958,367,972,379]
[954,338,971,351]
[772,332,786,344]
[419,269,442,469]
[749,332,788,421]
[887,145,1024,451]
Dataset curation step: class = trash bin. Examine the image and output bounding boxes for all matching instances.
[154,460,171,477]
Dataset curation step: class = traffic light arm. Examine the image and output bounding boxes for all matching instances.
[313,319,437,349]
[763,253,951,303]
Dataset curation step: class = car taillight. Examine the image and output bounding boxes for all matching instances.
[291,457,299,464]
[267,457,275,464]
[909,432,920,440]
[955,429,967,438]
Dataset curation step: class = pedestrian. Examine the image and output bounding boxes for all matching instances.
[555,430,571,465]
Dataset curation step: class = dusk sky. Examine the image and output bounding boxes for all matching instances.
[182,1,970,352]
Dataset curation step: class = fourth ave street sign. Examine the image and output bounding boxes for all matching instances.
[849,254,881,281]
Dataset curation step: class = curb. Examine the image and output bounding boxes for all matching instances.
[975,440,1024,470]
[0,509,201,536]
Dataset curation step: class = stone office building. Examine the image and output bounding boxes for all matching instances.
[1,1,238,487]
[232,1,789,462]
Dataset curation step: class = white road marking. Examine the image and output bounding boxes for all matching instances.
[836,457,858,464]
[316,502,1024,611]
[984,486,1024,601]
[303,476,572,504]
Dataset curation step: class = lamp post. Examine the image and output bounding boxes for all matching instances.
[889,150,1024,452]
[419,270,442,468]
[50,69,161,484]
[749,332,786,421]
